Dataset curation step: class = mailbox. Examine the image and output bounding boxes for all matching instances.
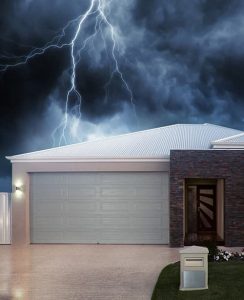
[179,245,209,291]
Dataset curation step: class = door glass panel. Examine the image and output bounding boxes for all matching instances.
[200,203,213,219]
[199,189,213,195]
[200,212,210,228]
[200,196,213,205]
[197,186,216,231]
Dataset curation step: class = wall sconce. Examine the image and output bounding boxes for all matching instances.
[15,184,24,196]
[15,186,23,192]
[15,185,24,199]
[14,180,24,198]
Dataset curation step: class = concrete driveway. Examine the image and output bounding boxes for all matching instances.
[0,245,179,300]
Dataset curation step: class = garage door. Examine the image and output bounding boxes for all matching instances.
[30,172,169,244]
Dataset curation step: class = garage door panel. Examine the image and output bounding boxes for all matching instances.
[132,217,163,228]
[135,187,164,197]
[100,186,166,198]
[99,211,164,219]
[31,174,67,185]
[162,176,169,185]
[68,188,97,198]
[30,172,169,244]
[31,231,64,243]
[32,188,66,201]
[32,203,64,217]
[161,199,169,210]
[66,223,101,230]
[63,230,99,243]
[67,173,99,184]
[64,202,98,212]
[101,217,163,228]
[101,173,166,185]
[32,217,65,229]
[101,217,129,226]
[101,201,163,212]
[101,174,146,184]
[67,217,101,227]
[101,187,135,197]
[101,202,130,211]
[32,230,100,243]
[137,187,168,199]
[161,215,169,228]
[133,202,162,211]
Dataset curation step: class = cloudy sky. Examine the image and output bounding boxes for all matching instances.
[0,0,244,191]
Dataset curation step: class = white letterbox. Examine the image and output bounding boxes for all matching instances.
[179,246,209,291]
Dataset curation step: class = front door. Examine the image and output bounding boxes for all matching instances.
[197,185,216,232]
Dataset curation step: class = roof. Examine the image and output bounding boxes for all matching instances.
[212,132,244,148]
[6,123,243,162]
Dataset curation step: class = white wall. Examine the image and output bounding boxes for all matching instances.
[0,193,11,244]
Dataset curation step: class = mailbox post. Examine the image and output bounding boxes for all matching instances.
[180,246,209,291]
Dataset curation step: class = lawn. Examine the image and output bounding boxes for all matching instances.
[152,261,244,300]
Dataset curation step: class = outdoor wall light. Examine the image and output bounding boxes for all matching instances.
[15,184,24,196]
[14,288,24,299]
[15,185,24,199]
[14,180,24,199]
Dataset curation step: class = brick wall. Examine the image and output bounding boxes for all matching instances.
[170,150,244,247]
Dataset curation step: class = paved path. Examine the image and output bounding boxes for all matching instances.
[0,245,179,300]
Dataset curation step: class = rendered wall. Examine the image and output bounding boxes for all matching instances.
[0,193,11,244]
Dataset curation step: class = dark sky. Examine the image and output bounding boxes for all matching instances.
[0,0,244,191]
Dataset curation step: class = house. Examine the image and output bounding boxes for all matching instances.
[6,123,244,247]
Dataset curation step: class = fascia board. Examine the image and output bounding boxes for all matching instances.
[212,144,244,149]
[6,157,170,163]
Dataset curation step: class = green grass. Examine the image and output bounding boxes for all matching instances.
[152,261,244,300]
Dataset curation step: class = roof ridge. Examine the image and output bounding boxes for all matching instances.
[203,123,242,130]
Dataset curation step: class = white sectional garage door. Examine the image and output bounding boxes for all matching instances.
[30,172,169,244]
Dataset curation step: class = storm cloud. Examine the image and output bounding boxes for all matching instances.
[0,0,244,190]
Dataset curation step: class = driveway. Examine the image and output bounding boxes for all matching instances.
[0,245,179,300]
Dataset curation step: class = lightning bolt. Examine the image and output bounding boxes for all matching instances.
[0,0,138,146]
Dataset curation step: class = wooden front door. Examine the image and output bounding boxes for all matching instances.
[197,185,216,232]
